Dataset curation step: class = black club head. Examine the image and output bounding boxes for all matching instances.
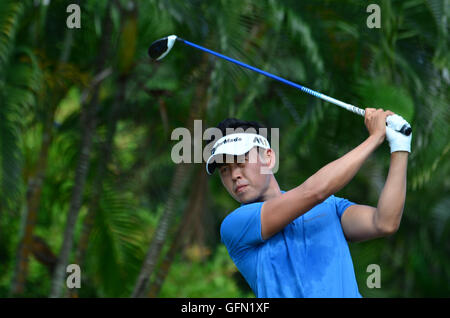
[148,35,177,61]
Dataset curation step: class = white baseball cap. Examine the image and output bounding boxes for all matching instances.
[206,133,271,175]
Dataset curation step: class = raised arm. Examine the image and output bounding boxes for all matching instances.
[339,152,408,242]
[340,113,412,242]
[260,109,389,240]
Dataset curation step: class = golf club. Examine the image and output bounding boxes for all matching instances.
[148,35,412,136]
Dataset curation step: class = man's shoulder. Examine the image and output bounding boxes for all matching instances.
[309,195,356,221]
[222,194,339,223]
[317,194,349,206]
[221,201,263,226]
[220,202,263,239]
[318,195,354,211]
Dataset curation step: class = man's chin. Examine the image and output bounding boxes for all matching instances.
[237,193,261,205]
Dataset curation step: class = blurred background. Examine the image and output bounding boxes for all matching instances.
[0,0,449,298]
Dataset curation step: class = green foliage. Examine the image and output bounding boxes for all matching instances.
[83,182,149,297]
[159,245,254,298]
[0,0,448,298]
[355,78,415,121]
[0,0,42,211]
[0,0,24,70]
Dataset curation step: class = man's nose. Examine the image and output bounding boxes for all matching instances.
[230,165,242,180]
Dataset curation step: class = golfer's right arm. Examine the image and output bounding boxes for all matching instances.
[260,108,389,240]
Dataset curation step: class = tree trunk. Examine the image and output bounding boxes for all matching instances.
[10,108,55,295]
[49,96,97,298]
[131,162,191,298]
[67,78,126,298]
[131,54,212,298]
[147,165,207,297]
[49,2,114,298]
[9,25,75,296]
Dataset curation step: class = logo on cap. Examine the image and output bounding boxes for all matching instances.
[253,136,268,146]
[211,137,242,155]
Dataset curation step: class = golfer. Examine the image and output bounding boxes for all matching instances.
[205,108,411,298]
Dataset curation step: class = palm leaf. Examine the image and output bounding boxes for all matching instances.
[84,180,148,297]
[355,78,415,121]
[0,0,24,72]
[0,48,41,211]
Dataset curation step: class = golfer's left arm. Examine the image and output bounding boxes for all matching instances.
[341,115,412,242]
[341,152,408,242]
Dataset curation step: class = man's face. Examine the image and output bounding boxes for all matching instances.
[218,147,273,204]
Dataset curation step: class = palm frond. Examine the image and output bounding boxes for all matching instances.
[355,78,415,121]
[431,196,450,241]
[84,180,148,297]
[0,48,41,211]
[0,0,24,72]
[284,9,325,77]
[0,100,22,210]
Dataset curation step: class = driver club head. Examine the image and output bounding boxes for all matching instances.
[148,35,177,61]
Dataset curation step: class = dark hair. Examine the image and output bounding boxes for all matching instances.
[207,118,270,144]
[206,118,270,173]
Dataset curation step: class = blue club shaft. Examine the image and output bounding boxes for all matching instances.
[175,37,411,136]
[177,37,365,117]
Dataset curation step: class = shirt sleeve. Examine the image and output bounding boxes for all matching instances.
[333,195,356,220]
[220,202,265,258]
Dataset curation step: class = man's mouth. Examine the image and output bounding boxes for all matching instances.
[235,184,248,193]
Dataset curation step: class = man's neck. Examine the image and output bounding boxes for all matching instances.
[259,175,282,202]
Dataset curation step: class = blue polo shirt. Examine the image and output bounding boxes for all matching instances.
[220,192,362,298]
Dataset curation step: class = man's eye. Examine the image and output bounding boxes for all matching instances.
[220,166,229,173]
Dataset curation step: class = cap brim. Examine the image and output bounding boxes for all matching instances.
[206,147,253,175]
[206,160,218,175]
[205,132,271,175]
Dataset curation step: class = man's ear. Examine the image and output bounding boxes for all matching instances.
[259,148,276,175]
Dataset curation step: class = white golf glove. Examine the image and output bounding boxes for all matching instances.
[386,115,412,153]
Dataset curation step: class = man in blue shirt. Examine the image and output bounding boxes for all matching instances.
[205,109,411,298]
